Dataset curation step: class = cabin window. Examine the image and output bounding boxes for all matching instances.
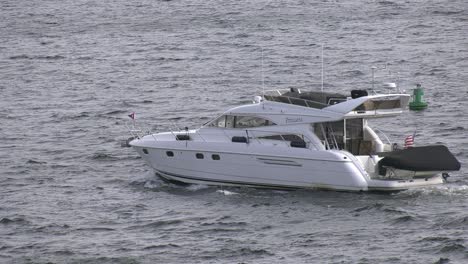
[258,134,304,142]
[142,149,149,154]
[166,151,174,157]
[176,134,190,141]
[209,115,226,128]
[212,154,220,160]
[208,115,276,128]
[226,115,235,128]
[196,153,204,159]
[235,116,272,128]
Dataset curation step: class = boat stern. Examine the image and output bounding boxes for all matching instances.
[367,175,444,192]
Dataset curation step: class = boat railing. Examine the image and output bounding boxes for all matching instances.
[161,127,313,149]
[217,128,312,149]
[373,127,393,145]
[247,129,312,149]
[125,120,145,139]
[263,89,330,109]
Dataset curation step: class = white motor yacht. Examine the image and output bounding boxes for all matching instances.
[128,88,460,192]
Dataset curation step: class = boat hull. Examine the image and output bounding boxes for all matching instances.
[155,169,444,192]
[133,142,370,191]
[132,141,446,192]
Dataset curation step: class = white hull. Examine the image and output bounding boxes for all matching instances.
[156,169,444,192]
[133,143,444,192]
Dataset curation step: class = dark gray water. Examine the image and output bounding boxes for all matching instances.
[1,0,467,263]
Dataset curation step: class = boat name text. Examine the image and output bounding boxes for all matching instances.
[286,117,303,123]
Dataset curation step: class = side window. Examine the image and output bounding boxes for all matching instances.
[259,134,304,142]
[208,115,276,128]
[235,116,275,128]
[226,115,235,128]
[208,115,226,128]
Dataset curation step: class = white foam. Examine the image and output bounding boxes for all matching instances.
[400,184,468,197]
[185,184,210,191]
[216,189,239,196]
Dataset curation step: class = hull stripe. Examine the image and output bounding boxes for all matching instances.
[157,169,348,191]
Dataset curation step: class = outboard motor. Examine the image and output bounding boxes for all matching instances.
[351,90,368,99]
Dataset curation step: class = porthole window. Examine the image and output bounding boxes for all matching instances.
[212,154,220,160]
[196,153,204,159]
[142,149,149,154]
[166,151,174,157]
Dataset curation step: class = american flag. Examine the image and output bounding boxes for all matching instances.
[404,134,415,148]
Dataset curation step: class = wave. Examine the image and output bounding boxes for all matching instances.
[143,243,180,250]
[128,219,184,230]
[390,215,417,224]
[440,215,468,229]
[377,0,400,6]
[46,256,143,264]
[189,227,246,234]
[75,227,116,232]
[343,70,365,77]
[233,33,249,38]
[35,223,71,233]
[200,246,274,259]
[53,112,91,121]
[0,217,29,225]
[419,236,464,243]
[351,202,384,212]
[432,10,464,16]
[90,153,121,162]
[52,249,74,256]
[105,110,127,115]
[8,54,65,60]
[200,221,248,227]
[433,258,451,264]
[438,243,466,254]
[334,60,352,65]
[26,159,47,165]
[405,24,433,29]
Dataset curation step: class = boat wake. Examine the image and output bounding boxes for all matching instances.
[397,184,468,197]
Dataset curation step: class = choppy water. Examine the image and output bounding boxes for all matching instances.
[1,0,467,263]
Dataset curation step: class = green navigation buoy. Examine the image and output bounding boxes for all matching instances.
[409,84,428,110]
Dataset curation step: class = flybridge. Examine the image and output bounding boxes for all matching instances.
[263,89,346,109]
[263,89,410,118]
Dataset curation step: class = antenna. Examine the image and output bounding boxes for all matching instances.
[371,65,376,93]
[261,47,265,98]
[321,44,324,92]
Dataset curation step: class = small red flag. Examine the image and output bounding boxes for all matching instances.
[128,112,135,120]
[404,134,414,148]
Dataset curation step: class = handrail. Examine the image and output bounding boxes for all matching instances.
[195,130,207,142]
[264,94,329,109]
[248,129,312,148]
[125,120,143,139]
[141,118,316,150]
[373,127,392,145]
[152,127,312,149]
